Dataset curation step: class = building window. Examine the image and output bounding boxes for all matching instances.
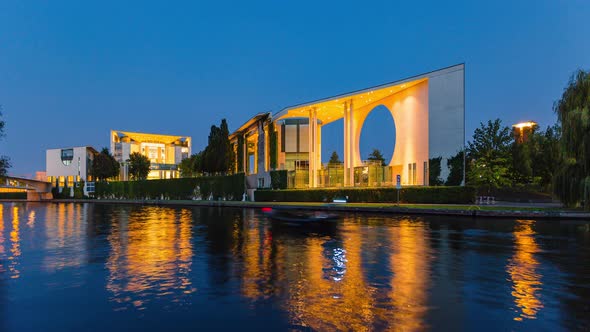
[413,163,417,185]
[61,148,74,166]
[59,176,65,187]
[67,176,74,187]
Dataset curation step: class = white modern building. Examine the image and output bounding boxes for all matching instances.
[110,130,191,180]
[46,146,98,196]
[230,64,465,189]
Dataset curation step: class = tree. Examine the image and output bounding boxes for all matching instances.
[179,154,195,177]
[534,124,561,190]
[128,152,150,180]
[0,109,10,177]
[446,151,465,186]
[428,156,443,186]
[553,70,590,208]
[466,119,513,191]
[179,152,204,177]
[328,151,341,165]
[203,119,234,174]
[367,148,386,166]
[91,148,120,181]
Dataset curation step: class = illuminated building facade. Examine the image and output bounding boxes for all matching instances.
[45,146,98,196]
[231,64,465,189]
[111,130,191,180]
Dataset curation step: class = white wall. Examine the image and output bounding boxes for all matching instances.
[46,147,92,179]
[350,80,429,185]
[46,146,94,194]
[428,64,465,183]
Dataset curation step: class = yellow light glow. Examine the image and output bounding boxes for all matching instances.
[273,78,427,126]
[111,130,191,145]
[512,121,537,129]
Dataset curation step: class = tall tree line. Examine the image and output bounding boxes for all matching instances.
[180,119,234,177]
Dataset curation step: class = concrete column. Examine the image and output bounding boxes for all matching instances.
[257,121,265,174]
[242,135,247,174]
[343,101,349,186]
[348,100,355,186]
[316,123,322,187]
[313,108,318,187]
[307,109,315,188]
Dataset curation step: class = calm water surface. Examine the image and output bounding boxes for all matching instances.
[0,202,589,331]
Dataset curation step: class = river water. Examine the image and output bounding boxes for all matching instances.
[0,202,588,331]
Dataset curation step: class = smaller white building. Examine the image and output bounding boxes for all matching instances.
[46,146,98,196]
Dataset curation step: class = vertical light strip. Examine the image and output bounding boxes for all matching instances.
[343,102,349,186]
[349,100,354,187]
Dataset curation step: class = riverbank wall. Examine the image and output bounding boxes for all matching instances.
[2,198,589,220]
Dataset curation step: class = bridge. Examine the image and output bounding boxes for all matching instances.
[0,176,53,201]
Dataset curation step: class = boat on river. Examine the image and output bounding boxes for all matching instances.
[261,207,339,225]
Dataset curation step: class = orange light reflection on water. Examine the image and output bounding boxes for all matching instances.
[507,219,543,321]
[43,204,86,271]
[0,204,5,273]
[387,220,430,331]
[279,217,431,331]
[106,207,195,310]
[9,205,21,279]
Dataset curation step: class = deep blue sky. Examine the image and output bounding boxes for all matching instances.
[1,0,589,176]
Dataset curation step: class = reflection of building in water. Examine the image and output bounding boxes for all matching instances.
[284,219,376,331]
[507,220,543,321]
[281,217,431,331]
[9,205,21,279]
[0,205,5,274]
[106,207,194,310]
[0,205,27,278]
[387,220,431,331]
[238,211,281,301]
[231,214,433,330]
[43,203,88,272]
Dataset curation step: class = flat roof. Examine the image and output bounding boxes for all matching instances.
[111,130,191,145]
[46,146,99,154]
[229,113,270,140]
[273,63,464,125]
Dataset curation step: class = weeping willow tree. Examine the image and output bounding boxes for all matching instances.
[554,70,590,208]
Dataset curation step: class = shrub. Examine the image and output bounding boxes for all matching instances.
[95,173,245,200]
[255,186,475,204]
[74,181,85,199]
[270,170,288,189]
[0,192,27,199]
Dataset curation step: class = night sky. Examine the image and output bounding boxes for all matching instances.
[1,0,589,176]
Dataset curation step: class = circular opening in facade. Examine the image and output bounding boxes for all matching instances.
[359,105,396,165]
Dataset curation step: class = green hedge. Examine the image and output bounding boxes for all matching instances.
[95,173,245,200]
[0,192,27,199]
[255,186,475,204]
[270,170,288,189]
